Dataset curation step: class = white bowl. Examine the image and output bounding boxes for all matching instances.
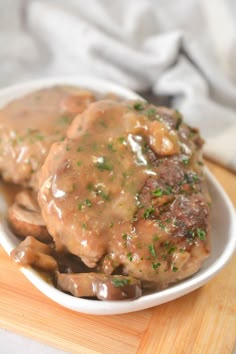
[0,77,235,315]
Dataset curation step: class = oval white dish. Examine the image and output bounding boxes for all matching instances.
[0,77,235,315]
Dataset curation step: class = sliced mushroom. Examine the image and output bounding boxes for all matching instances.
[57,272,142,301]
[15,190,39,212]
[11,236,58,271]
[8,190,52,242]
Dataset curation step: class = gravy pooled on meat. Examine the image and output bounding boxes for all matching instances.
[0,86,95,189]
[38,99,211,290]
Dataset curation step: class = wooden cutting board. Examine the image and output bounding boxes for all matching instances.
[0,160,236,354]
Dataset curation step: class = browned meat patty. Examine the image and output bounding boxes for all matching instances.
[38,99,211,289]
[0,86,95,189]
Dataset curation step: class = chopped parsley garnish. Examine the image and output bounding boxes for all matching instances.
[95,156,113,171]
[78,199,92,210]
[152,262,161,270]
[165,186,173,195]
[133,102,145,111]
[153,234,159,242]
[175,110,182,130]
[87,183,93,191]
[182,157,190,166]
[122,233,128,240]
[117,136,126,144]
[107,143,116,152]
[78,202,83,210]
[111,278,130,287]
[172,266,178,272]
[148,244,156,257]
[164,241,170,248]
[143,206,155,219]
[97,189,110,201]
[146,108,156,118]
[77,161,82,166]
[152,187,163,197]
[127,252,133,262]
[84,199,92,207]
[197,228,206,240]
[77,147,83,152]
[167,245,176,254]
[153,186,173,197]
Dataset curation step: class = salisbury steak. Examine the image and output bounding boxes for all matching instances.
[0,86,95,189]
[38,99,210,290]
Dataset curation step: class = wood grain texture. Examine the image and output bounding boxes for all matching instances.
[0,160,235,354]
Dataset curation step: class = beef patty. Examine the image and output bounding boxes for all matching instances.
[38,99,211,289]
[0,86,95,189]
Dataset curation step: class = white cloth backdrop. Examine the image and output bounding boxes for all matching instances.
[0,0,236,171]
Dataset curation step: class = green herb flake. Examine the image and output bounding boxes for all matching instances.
[153,234,160,242]
[110,222,114,228]
[152,262,161,270]
[97,189,110,201]
[197,228,206,240]
[167,245,176,254]
[81,223,87,229]
[117,136,126,144]
[172,266,178,272]
[146,108,156,118]
[148,244,156,257]
[152,187,163,197]
[175,110,182,130]
[122,233,128,240]
[111,278,130,287]
[197,161,204,166]
[107,143,116,152]
[158,221,165,230]
[143,206,155,219]
[133,102,145,111]
[77,147,83,152]
[164,241,170,248]
[127,252,133,262]
[182,157,190,166]
[77,161,82,166]
[95,157,113,171]
[87,183,93,191]
[165,186,173,195]
[84,199,92,207]
[78,202,83,211]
